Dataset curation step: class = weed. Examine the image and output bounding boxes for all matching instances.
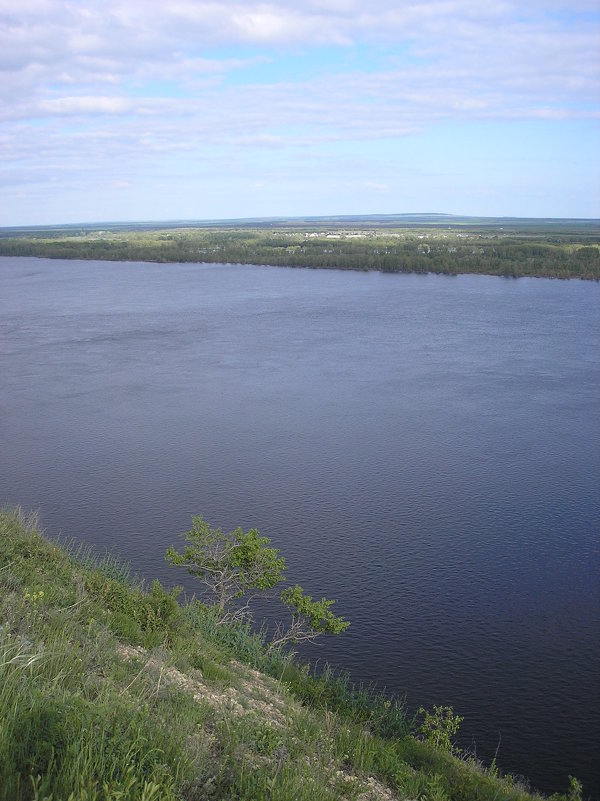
[418,705,464,754]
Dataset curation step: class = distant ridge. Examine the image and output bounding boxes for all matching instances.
[1,213,599,237]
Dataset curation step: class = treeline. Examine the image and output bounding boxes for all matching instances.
[1,227,599,279]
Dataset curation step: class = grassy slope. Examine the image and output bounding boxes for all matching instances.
[0,508,580,801]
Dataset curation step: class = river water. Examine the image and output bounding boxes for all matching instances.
[1,256,599,797]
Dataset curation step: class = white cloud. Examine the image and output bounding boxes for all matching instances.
[0,0,598,221]
[365,181,388,191]
[37,96,132,115]
[0,0,595,122]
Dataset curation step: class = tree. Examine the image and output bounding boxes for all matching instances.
[165,516,286,624]
[166,517,350,651]
[267,584,350,653]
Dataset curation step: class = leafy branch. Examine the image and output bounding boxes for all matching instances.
[267,585,349,653]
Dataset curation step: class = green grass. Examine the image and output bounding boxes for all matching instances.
[0,507,586,800]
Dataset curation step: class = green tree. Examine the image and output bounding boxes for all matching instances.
[166,516,286,624]
[167,517,350,650]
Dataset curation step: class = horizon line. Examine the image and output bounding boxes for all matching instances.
[2,212,600,232]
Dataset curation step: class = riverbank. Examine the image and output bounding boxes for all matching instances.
[0,507,586,801]
[1,219,599,279]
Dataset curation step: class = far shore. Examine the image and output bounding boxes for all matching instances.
[1,217,599,280]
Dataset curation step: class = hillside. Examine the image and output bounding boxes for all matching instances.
[0,507,584,801]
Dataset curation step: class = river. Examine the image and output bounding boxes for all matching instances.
[1,256,599,796]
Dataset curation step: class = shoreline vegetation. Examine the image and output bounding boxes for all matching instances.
[0,507,588,801]
[1,215,599,280]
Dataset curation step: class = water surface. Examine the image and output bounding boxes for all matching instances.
[1,257,599,796]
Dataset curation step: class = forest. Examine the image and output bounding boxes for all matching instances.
[1,217,599,280]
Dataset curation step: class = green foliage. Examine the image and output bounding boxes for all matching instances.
[395,765,450,801]
[166,516,286,622]
[418,705,464,754]
[280,585,349,635]
[1,221,598,279]
[167,517,349,652]
[267,584,350,652]
[85,574,183,644]
[548,775,583,801]
[566,776,583,801]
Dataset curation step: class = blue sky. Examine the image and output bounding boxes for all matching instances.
[1,0,599,225]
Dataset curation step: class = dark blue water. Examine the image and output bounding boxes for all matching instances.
[1,257,599,797]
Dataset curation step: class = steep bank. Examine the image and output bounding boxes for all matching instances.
[0,508,584,801]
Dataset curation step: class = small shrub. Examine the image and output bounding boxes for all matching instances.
[86,576,182,643]
[418,705,463,754]
[249,719,284,756]
[549,775,584,801]
[395,766,450,801]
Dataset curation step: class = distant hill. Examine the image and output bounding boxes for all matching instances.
[1,213,599,238]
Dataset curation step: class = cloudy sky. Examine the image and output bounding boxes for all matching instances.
[1,0,599,225]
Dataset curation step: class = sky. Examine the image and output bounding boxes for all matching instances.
[1,0,599,226]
